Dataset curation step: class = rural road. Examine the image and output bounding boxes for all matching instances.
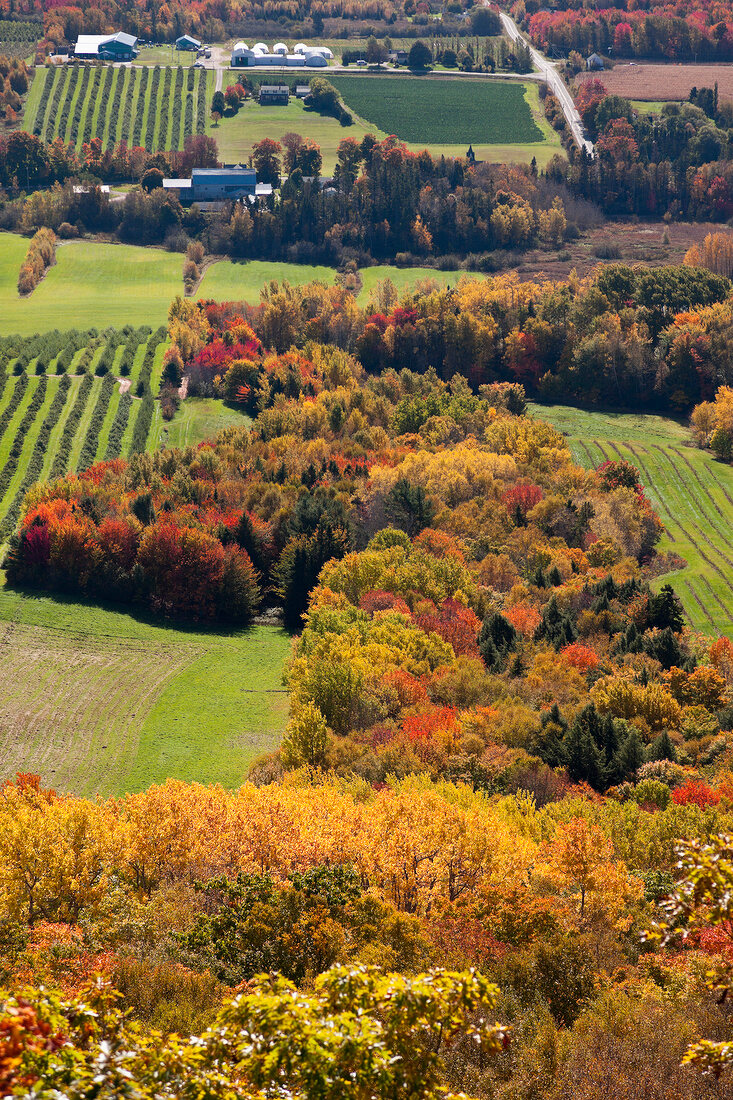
[499,11,595,155]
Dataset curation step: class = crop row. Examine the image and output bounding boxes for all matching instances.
[41,66,66,143]
[132,65,150,147]
[106,65,124,149]
[78,374,116,471]
[135,326,167,396]
[50,374,93,479]
[104,393,133,460]
[1,375,73,534]
[0,375,30,443]
[82,67,106,145]
[32,67,51,136]
[146,67,161,150]
[0,376,48,509]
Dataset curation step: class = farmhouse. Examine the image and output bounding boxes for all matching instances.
[176,34,202,51]
[259,84,290,105]
[74,31,138,60]
[163,167,257,201]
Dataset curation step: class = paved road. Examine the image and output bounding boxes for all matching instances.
[499,11,594,155]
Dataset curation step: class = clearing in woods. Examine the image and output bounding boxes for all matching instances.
[533,404,733,637]
[0,586,291,797]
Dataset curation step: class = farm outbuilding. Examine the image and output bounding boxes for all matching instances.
[176,34,202,51]
[163,167,257,202]
[586,52,605,70]
[74,31,138,59]
[231,40,333,66]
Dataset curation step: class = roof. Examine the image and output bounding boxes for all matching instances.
[163,178,193,188]
[75,31,138,54]
[587,52,604,61]
[177,34,201,45]
[259,83,289,92]
[191,168,257,183]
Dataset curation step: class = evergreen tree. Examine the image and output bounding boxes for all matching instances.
[648,729,677,763]
[647,584,685,632]
[535,594,577,650]
[478,611,517,672]
[613,728,646,780]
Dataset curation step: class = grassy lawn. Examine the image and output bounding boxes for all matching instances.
[631,99,668,114]
[0,234,183,335]
[532,403,733,638]
[209,96,373,175]
[0,584,291,796]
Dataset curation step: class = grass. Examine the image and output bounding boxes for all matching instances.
[157,398,251,449]
[197,258,337,301]
[356,265,477,303]
[0,584,291,796]
[532,403,733,637]
[329,73,543,144]
[0,234,184,335]
[631,99,668,114]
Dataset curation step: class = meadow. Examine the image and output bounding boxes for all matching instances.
[27,63,213,152]
[0,585,290,796]
[212,76,562,171]
[534,404,733,637]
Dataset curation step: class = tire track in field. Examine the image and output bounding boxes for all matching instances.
[670,445,733,516]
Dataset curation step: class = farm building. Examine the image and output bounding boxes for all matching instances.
[74,31,138,60]
[176,34,201,50]
[259,84,289,105]
[163,167,257,201]
[586,52,605,70]
[295,84,311,97]
[231,41,332,66]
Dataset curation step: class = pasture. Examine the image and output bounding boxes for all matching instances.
[196,258,337,300]
[0,586,290,796]
[534,404,733,637]
[27,63,213,151]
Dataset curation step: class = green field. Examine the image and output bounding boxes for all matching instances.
[356,265,476,303]
[27,63,213,152]
[0,234,186,335]
[330,74,543,144]
[0,585,290,796]
[197,258,337,300]
[156,397,251,448]
[534,404,733,637]
[212,76,562,171]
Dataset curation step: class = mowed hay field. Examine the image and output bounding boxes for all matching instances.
[534,404,733,637]
[212,76,562,171]
[0,587,290,796]
[577,63,733,102]
[0,233,185,335]
[27,63,213,152]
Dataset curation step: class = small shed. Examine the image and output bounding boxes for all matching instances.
[295,84,311,98]
[259,84,289,105]
[176,34,202,50]
[586,52,605,70]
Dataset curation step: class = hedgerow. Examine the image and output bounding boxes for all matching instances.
[171,66,185,150]
[82,67,104,145]
[17,227,56,296]
[104,391,133,459]
[68,64,91,144]
[196,69,207,133]
[145,66,161,150]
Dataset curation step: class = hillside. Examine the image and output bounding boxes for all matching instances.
[535,405,733,637]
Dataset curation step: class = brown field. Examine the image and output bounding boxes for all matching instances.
[577,62,733,101]
[513,220,722,282]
